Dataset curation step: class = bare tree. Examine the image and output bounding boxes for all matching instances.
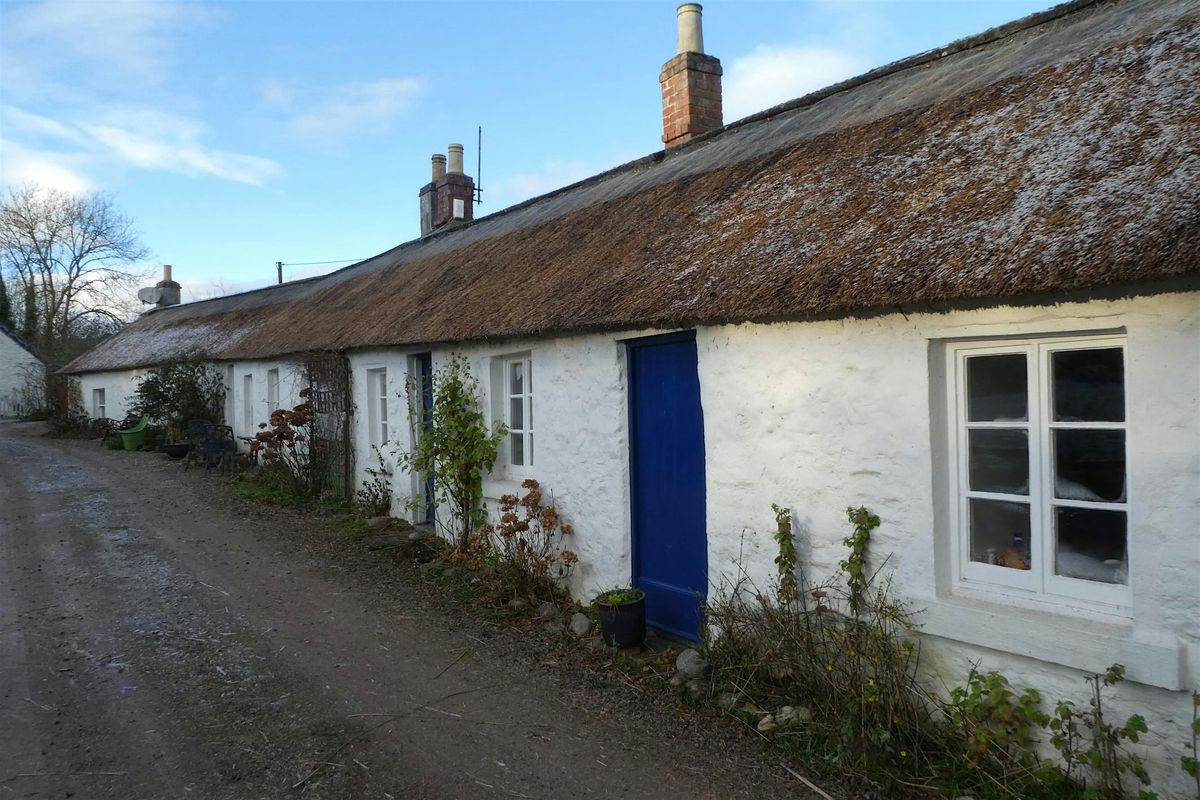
[0,184,150,349]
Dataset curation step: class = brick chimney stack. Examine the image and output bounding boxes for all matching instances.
[419,144,475,236]
[660,3,723,149]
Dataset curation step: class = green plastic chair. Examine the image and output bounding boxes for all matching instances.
[118,415,150,451]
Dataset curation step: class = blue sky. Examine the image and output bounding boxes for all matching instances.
[1,0,1052,302]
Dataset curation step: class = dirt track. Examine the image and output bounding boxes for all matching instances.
[0,421,812,800]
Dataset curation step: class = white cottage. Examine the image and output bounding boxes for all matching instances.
[63,0,1199,791]
[0,323,44,417]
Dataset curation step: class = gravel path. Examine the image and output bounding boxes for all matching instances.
[0,421,817,800]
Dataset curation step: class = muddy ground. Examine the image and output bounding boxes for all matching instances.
[0,421,818,800]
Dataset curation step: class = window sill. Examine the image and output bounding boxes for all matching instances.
[482,476,527,502]
[917,595,1186,690]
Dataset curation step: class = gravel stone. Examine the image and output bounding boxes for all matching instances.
[756,714,779,733]
[776,705,813,726]
[536,601,559,620]
[569,612,591,637]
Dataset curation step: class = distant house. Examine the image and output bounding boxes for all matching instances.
[0,323,43,417]
[62,0,1199,791]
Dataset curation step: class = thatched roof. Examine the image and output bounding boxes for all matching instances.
[64,0,1200,374]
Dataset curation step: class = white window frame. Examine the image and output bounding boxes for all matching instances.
[947,334,1130,613]
[267,368,280,412]
[502,355,533,476]
[93,388,106,419]
[243,374,253,433]
[366,367,388,448]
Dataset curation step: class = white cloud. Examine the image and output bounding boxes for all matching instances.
[85,110,282,186]
[287,77,427,140]
[0,0,219,96]
[723,44,864,122]
[0,105,281,189]
[0,140,94,195]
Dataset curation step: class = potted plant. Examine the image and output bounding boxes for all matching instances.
[594,587,646,647]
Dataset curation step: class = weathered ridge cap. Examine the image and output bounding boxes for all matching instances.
[62,0,1200,374]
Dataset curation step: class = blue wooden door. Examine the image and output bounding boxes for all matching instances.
[417,353,435,524]
[626,331,707,641]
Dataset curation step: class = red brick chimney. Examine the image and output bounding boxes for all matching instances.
[660,3,722,148]
[419,144,475,236]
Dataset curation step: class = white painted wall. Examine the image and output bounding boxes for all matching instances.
[77,369,144,421]
[697,291,1199,795]
[347,349,421,518]
[0,332,43,416]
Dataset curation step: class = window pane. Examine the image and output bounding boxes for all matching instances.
[967,354,1027,422]
[527,432,534,466]
[509,397,524,430]
[1053,348,1124,422]
[379,397,388,424]
[1054,429,1125,502]
[969,498,1032,570]
[510,432,524,466]
[968,429,1029,495]
[1055,507,1126,585]
[527,396,533,430]
[526,360,532,393]
[510,361,523,395]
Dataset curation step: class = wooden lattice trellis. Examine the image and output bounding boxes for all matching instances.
[300,351,354,501]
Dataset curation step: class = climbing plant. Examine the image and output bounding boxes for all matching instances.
[398,355,504,552]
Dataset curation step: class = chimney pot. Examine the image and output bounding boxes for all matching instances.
[676,3,704,54]
[162,264,173,283]
[447,143,464,175]
[432,154,446,181]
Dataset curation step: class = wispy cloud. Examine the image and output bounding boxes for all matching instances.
[723,44,864,122]
[0,0,220,98]
[0,140,94,195]
[278,77,428,141]
[85,109,281,185]
[0,105,282,190]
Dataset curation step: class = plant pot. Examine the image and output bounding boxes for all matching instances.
[595,588,647,648]
[160,442,191,459]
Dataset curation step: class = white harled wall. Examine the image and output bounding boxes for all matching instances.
[77,369,144,421]
[0,333,42,416]
[695,291,1198,795]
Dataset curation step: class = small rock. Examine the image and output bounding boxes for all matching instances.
[717,692,740,712]
[507,598,527,610]
[536,601,559,620]
[742,702,765,716]
[542,621,564,635]
[584,638,606,653]
[685,679,707,699]
[669,674,686,687]
[675,649,708,679]
[569,613,591,637]
[366,516,391,530]
[777,705,813,726]
[757,714,779,733]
